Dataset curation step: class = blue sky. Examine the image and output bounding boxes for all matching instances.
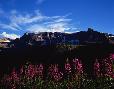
[0,0,114,39]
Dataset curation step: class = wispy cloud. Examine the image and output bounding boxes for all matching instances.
[27,22,70,33]
[0,9,78,39]
[10,10,48,25]
[27,25,49,33]
[0,32,20,39]
[36,0,45,4]
[0,23,18,31]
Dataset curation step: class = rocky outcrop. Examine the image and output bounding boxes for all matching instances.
[8,32,79,47]
[75,28,109,44]
[8,28,110,48]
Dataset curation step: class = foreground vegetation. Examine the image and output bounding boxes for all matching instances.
[0,54,114,89]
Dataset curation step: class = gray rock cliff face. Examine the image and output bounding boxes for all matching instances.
[8,28,109,48]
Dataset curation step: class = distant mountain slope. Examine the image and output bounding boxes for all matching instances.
[75,28,109,44]
[0,38,11,48]
[8,28,109,48]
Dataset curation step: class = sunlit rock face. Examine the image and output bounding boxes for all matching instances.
[8,28,110,48]
[8,32,80,48]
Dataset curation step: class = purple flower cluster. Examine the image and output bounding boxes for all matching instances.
[94,59,101,77]
[65,59,72,73]
[1,56,114,88]
[48,64,63,81]
[73,58,83,74]
[94,55,114,78]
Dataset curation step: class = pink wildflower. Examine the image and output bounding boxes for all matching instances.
[77,61,83,74]
[35,64,44,78]
[94,59,100,77]
[48,64,63,81]
[110,54,114,60]
[53,72,63,81]
[73,58,83,74]
[104,57,113,77]
[11,68,19,82]
[25,64,35,78]
[65,59,71,73]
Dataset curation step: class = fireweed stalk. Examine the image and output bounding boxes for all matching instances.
[72,58,84,81]
[65,58,72,80]
[65,59,71,73]
[110,54,114,78]
[25,64,35,79]
[104,57,113,77]
[64,59,74,89]
[94,59,101,77]
[73,58,83,74]
[72,58,84,89]
[34,64,44,78]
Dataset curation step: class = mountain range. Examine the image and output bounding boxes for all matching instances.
[0,28,114,48]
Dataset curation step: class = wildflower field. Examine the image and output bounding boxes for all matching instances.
[0,54,114,89]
